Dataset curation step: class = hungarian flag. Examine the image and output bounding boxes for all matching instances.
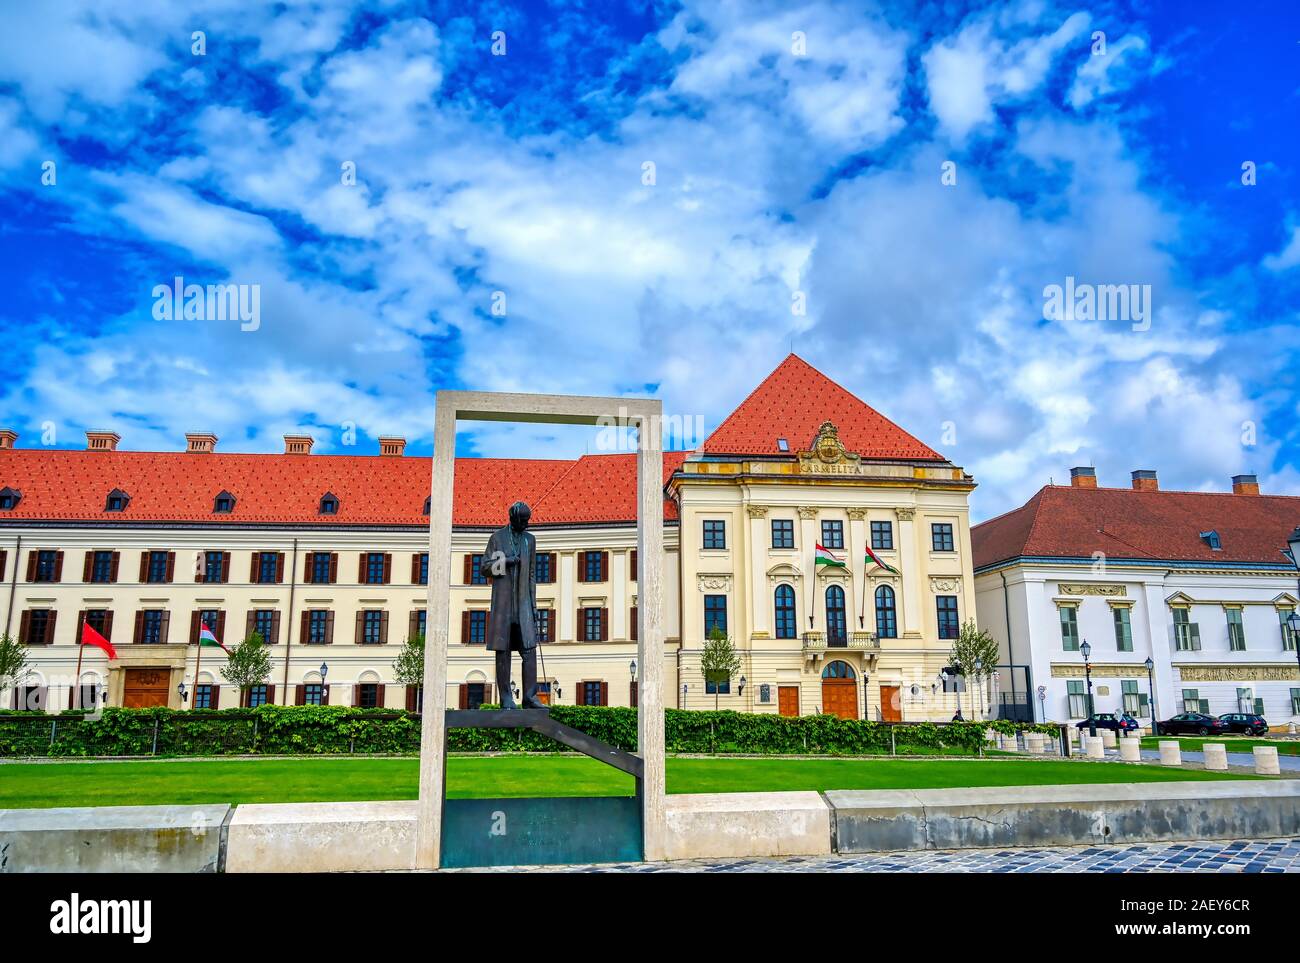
[814,544,846,568]
[80,621,117,660]
[864,545,900,575]
[199,623,230,654]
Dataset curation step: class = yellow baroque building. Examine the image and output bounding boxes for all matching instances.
[0,355,977,721]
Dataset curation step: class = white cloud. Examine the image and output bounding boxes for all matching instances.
[1263,221,1300,272]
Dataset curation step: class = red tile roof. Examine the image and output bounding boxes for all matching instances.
[0,449,686,528]
[972,485,1300,569]
[699,354,945,460]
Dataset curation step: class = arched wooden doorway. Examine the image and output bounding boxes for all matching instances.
[821,660,857,720]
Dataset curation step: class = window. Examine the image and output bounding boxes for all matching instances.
[1292,688,1300,715]
[581,681,606,706]
[307,610,331,645]
[0,487,20,510]
[1067,680,1088,718]
[826,585,847,645]
[422,496,431,516]
[1236,687,1256,714]
[213,491,235,513]
[702,519,726,550]
[704,595,727,636]
[468,554,488,586]
[931,523,955,552]
[104,489,129,512]
[583,552,605,583]
[34,550,60,582]
[1200,530,1221,550]
[139,610,165,644]
[202,551,226,584]
[936,596,959,640]
[303,684,325,706]
[146,551,170,583]
[469,611,487,644]
[1059,606,1080,651]
[1226,608,1246,651]
[1121,679,1147,716]
[319,493,339,515]
[534,553,553,584]
[1113,606,1133,652]
[361,610,384,645]
[770,519,794,549]
[310,552,333,584]
[777,438,789,452]
[248,685,269,708]
[357,683,380,708]
[820,520,844,550]
[536,609,554,643]
[581,607,604,642]
[22,609,55,645]
[364,552,388,585]
[774,585,796,640]
[193,685,214,710]
[870,521,893,550]
[1173,608,1200,651]
[706,675,731,695]
[256,552,279,584]
[413,609,428,639]
[1182,688,1209,714]
[90,550,115,583]
[252,610,276,644]
[875,585,897,638]
[85,609,110,638]
[416,553,429,585]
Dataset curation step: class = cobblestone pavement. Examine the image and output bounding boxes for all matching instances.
[466,838,1300,872]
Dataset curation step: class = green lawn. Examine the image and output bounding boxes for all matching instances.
[1140,736,1300,755]
[0,755,1258,810]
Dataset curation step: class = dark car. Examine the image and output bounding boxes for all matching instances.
[1157,712,1226,736]
[1074,712,1139,734]
[1218,713,1269,736]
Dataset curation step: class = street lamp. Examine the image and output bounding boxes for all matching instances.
[1144,656,1158,735]
[973,657,983,720]
[1080,640,1096,736]
[177,682,188,704]
[738,675,747,696]
[629,660,637,682]
[1286,527,1300,702]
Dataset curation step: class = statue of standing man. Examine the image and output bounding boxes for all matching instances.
[481,501,546,709]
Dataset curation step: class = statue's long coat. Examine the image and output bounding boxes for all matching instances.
[479,525,538,651]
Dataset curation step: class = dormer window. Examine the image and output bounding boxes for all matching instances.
[1200,530,1222,551]
[213,491,236,514]
[422,496,430,516]
[0,487,20,510]
[104,488,130,512]
[319,493,339,515]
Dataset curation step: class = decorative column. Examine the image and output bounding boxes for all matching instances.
[895,507,921,638]
[611,548,627,641]
[747,505,769,638]
[559,552,576,642]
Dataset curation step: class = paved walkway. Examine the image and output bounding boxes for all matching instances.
[466,838,1300,872]
[1134,747,1300,771]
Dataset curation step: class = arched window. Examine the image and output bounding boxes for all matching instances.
[319,492,339,515]
[821,660,855,679]
[774,584,796,639]
[875,585,897,638]
[825,585,846,645]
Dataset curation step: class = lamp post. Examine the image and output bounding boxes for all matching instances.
[1081,640,1096,736]
[1144,656,1158,735]
[630,660,638,707]
[1286,527,1300,705]
[177,682,188,705]
[319,661,329,705]
[973,657,983,721]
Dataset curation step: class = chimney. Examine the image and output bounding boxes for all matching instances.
[1069,466,1097,488]
[85,430,121,452]
[0,429,16,450]
[1231,473,1260,495]
[1131,469,1158,492]
[185,432,218,454]
[379,436,407,457]
[284,434,314,455]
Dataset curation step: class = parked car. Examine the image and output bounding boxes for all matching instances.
[1217,712,1269,736]
[1074,712,1139,734]
[1157,712,1226,736]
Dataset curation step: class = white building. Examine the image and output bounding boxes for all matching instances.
[973,467,1300,730]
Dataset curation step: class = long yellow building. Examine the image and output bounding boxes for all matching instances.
[0,355,978,720]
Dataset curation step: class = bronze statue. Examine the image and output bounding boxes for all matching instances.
[481,501,545,709]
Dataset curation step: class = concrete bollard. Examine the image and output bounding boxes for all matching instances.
[1026,732,1043,753]
[1101,728,1117,749]
[1000,732,1019,752]
[1085,735,1105,758]
[1202,743,1228,771]
[1119,736,1142,762]
[1254,746,1281,775]
[1159,740,1182,766]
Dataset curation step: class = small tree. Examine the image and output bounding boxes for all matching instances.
[220,632,272,707]
[393,633,425,688]
[948,619,1000,720]
[0,633,29,708]
[700,626,742,712]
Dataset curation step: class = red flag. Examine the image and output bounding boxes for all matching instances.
[81,621,117,660]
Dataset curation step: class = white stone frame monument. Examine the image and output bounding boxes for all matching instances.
[415,390,666,869]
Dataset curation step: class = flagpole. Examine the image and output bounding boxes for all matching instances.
[193,636,202,710]
[73,623,85,710]
[859,560,868,628]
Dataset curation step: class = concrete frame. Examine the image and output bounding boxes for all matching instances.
[414,390,665,870]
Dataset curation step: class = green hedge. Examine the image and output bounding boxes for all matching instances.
[0,706,1062,758]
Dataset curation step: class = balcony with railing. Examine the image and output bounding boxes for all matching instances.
[803,631,879,654]
[1173,622,1201,651]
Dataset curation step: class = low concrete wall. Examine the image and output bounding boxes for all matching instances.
[828,781,1300,853]
[0,805,229,873]
[662,792,831,861]
[227,801,417,873]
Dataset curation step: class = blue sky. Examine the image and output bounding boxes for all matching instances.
[0,0,1296,519]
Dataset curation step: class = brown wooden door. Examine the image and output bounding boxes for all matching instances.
[879,684,902,722]
[778,685,800,717]
[822,679,858,720]
[123,668,170,708]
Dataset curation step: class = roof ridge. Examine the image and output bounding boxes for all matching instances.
[1045,483,1300,500]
